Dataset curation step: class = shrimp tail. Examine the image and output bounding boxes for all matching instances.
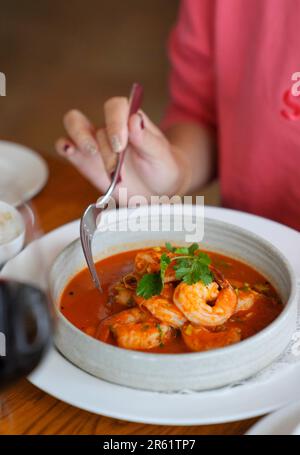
[209,265,230,289]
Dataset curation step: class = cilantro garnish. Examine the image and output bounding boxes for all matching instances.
[136,243,213,299]
[174,251,212,285]
[165,242,176,253]
[136,273,162,299]
[160,253,171,283]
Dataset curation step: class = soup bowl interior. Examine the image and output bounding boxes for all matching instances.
[49,209,297,392]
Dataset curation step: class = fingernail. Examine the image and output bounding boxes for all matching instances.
[138,112,145,130]
[63,144,75,156]
[84,142,98,156]
[110,135,123,153]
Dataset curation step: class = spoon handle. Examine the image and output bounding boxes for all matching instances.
[96,83,144,208]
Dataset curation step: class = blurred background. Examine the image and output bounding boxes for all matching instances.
[0,0,218,228]
[0,0,178,151]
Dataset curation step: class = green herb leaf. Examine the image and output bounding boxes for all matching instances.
[137,243,213,299]
[136,273,162,299]
[173,248,213,285]
[174,258,192,279]
[160,253,171,283]
[174,247,190,255]
[188,243,199,255]
[165,242,176,253]
[196,251,211,266]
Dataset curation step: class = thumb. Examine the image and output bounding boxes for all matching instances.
[128,112,168,160]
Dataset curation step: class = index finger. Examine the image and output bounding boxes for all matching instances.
[104,96,129,153]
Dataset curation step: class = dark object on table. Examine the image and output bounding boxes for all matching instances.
[0,280,52,389]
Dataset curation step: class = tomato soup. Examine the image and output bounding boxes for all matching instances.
[60,247,283,354]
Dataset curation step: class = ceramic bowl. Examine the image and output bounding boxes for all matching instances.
[49,206,297,392]
[0,200,25,266]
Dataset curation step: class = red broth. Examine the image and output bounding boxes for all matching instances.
[60,249,283,353]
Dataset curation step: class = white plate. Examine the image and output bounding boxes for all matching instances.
[247,400,300,435]
[2,206,300,425]
[0,140,48,205]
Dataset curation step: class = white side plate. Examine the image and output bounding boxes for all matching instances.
[247,400,300,435]
[0,140,48,205]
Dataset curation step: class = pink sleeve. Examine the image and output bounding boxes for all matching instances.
[161,0,216,130]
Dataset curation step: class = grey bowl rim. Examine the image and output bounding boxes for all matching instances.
[50,216,298,361]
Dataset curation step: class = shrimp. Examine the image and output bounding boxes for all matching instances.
[135,284,187,329]
[96,307,173,350]
[160,282,175,300]
[111,273,138,307]
[227,278,264,313]
[173,279,237,327]
[235,289,262,313]
[112,285,134,306]
[97,307,145,342]
[135,249,162,274]
[182,324,241,352]
[114,321,173,350]
[134,248,176,282]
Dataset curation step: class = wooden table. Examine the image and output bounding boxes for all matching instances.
[0,156,261,435]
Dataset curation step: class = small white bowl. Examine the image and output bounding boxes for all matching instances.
[49,206,297,392]
[0,201,25,266]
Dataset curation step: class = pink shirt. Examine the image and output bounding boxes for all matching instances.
[163,0,300,230]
